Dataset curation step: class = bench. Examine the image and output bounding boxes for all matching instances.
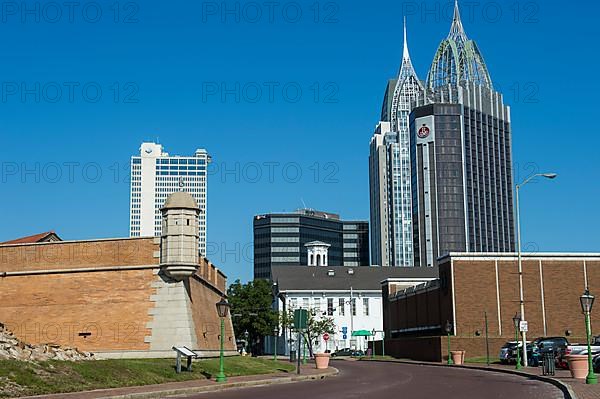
[172,346,198,373]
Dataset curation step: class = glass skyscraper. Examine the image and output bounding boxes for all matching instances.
[369,19,424,267]
[129,142,210,255]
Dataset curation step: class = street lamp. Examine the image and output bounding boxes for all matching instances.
[371,328,376,358]
[445,320,453,365]
[512,313,522,370]
[273,327,279,361]
[580,289,597,385]
[215,297,230,383]
[516,172,557,367]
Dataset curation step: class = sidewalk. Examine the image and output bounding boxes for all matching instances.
[17,365,338,399]
[361,357,599,399]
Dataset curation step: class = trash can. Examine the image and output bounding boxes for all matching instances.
[290,350,297,362]
[542,352,555,376]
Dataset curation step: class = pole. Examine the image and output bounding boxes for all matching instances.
[382,332,385,357]
[515,322,522,370]
[216,317,226,382]
[302,333,307,364]
[586,311,598,384]
[485,312,490,366]
[350,286,354,350]
[516,185,528,367]
[273,333,278,361]
[296,330,301,374]
[447,332,453,365]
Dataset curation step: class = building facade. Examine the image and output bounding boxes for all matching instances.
[369,20,424,267]
[130,142,210,256]
[409,2,514,267]
[0,192,235,359]
[271,265,437,355]
[381,253,600,362]
[253,209,369,279]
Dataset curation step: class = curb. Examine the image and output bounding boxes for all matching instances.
[105,368,339,399]
[18,368,339,399]
[358,359,577,399]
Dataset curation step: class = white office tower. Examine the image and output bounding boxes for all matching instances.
[369,19,424,266]
[129,142,210,256]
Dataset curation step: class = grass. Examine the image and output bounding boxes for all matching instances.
[464,357,500,364]
[0,356,295,398]
[357,355,396,361]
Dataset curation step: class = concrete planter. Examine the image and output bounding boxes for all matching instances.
[314,353,331,369]
[567,354,589,379]
[451,350,465,365]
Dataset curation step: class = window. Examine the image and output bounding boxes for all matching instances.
[302,298,309,309]
[338,298,345,316]
[290,298,297,309]
[327,298,334,316]
[314,297,321,311]
[351,298,356,316]
[363,298,369,316]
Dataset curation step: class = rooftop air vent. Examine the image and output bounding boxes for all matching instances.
[327,269,335,277]
[347,269,354,275]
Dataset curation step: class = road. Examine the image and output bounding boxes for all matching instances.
[182,360,565,399]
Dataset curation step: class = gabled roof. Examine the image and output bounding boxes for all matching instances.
[272,266,438,291]
[0,231,62,245]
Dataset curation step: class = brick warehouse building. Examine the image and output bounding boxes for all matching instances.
[381,253,600,362]
[0,192,236,358]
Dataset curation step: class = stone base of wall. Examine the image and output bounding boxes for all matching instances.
[94,350,240,359]
[380,335,590,363]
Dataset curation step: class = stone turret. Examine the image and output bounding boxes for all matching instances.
[159,191,200,280]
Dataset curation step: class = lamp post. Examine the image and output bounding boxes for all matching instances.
[580,289,597,385]
[371,329,376,358]
[273,327,279,361]
[512,313,522,370]
[215,297,231,383]
[516,172,557,367]
[445,320,453,365]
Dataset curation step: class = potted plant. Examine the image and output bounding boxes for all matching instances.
[567,354,589,379]
[451,350,466,365]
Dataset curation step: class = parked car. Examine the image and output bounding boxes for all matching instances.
[499,341,520,364]
[331,348,364,357]
[527,337,569,367]
[562,336,600,369]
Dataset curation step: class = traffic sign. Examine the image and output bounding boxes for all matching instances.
[519,320,528,332]
[342,334,347,339]
[323,333,330,341]
[293,309,309,331]
[341,326,348,333]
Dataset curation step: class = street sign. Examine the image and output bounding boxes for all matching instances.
[323,333,330,341]
[342,334,347,339]
[341,326,348,333]
[293,309,309,331]
[519,320,528,332]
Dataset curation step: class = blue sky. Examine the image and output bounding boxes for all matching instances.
[1,0,598,283]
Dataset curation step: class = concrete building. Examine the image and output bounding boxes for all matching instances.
[369,19,424,267]
[130,142,210,256]
[0,192,235,359]
[409,2,514,267]
[253,209,369,279]
[269,243,437,355]
[380,253,600,362]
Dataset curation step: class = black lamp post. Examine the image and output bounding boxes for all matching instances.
[512,313,522,370]
[215,297,230,383]
[445,320,453,365]
[273,327,279,361]
[580,289,597,385]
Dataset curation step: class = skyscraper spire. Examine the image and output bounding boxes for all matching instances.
[403,16,409,59]
[448,0,467,42]
[397,16,417,82]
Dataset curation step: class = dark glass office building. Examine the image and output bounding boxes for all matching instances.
[410,101,515,267]
[253,209,369,279]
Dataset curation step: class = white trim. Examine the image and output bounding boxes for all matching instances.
[451,259,457,335]
[584,260,589,289]
[539,259,547,336]
[495,260,502,336]
[0,264,157,276]
[440,252,600,261]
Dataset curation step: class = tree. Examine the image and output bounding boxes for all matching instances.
[227,279,278,355]
[281,308,335,357]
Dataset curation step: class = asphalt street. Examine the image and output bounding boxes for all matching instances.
[181,360,565,399]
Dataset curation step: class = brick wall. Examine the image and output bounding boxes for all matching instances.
[0,238,235,356]
[383,254,600,361]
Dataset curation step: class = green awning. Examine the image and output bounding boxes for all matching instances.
[351,330,372,337]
